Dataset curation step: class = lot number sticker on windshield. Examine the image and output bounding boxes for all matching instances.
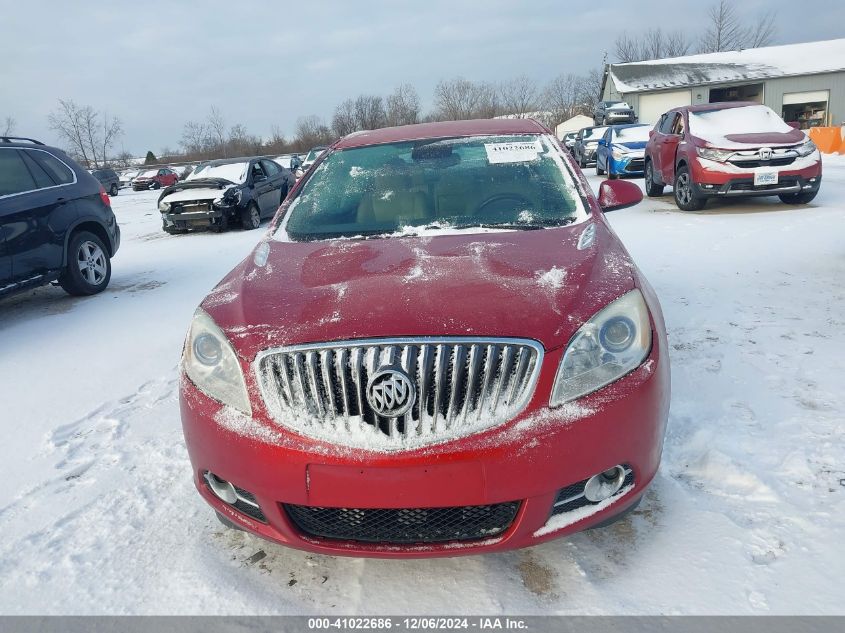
[485,140,543,164]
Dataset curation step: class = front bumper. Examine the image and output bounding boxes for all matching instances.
[691,155,822,197]
[580,147,598,163]
[180,337,669,558]
[162,207,229,229]
[605,113,636,123]
[609,154,645,176]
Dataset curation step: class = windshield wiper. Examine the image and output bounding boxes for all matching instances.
[445,218,576,231]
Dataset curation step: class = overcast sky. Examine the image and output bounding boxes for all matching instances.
[1,0,843,156]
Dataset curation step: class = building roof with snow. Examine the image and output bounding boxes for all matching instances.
[606,39,845,94]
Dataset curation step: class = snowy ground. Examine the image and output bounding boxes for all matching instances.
[0,158,844,615]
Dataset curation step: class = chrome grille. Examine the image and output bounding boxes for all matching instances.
[254,337,543,450]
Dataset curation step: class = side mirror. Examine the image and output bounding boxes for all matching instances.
[597,179,643,212]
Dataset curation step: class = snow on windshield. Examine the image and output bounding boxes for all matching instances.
[689,105,793,143]
[139,170,158,178]
[584,127,607,141]
[607,102,631,110]
[614,126,650,143]
[276,134,587,242]
[187,162,248,184]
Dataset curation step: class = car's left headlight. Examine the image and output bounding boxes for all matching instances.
[795,139,817,157]
[182,308,251,415]
[550,289,652,406]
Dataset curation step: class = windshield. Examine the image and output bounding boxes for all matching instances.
[614,125,650,143]
[583,127,607,141]
[187,162,248,184]
[139,170,158,178]
[607,102,630,110]
[688,105,793,141]
[304,148,326,163]
[278,134,586,242]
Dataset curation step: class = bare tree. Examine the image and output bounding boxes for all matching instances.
[499,76,539,118]
[180,120,210,155]
[332,99,358,137]
[227,123,262,156]
[385,84,420,127]
[541,73,583,127]
[748,9,777,48]
[699,0,750,52]
[434,78,500,120]
[208,106,227,156]
[100,112,123,167]
[353,94,387,130]
[48,99,122,168]
[666,30,692,57]
[614,31,640,63]
[614,28,691,62]
[2,116,14,136]
[294,115,333,149]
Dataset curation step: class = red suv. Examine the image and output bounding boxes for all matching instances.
[644,102,822,211]
[132,167,179,190]
[180,119,670,557]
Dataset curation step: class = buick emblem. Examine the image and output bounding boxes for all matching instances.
[367,367,415,417]
[759,147,772,161]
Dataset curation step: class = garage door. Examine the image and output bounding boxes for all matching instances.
[638,90,692,125]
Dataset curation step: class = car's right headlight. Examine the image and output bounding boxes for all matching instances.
[696,147,733,162]
[550,290,652,406]
[182,308,251,415]
[158,201,171,212]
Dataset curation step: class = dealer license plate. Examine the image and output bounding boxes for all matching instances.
[754,169,779,186]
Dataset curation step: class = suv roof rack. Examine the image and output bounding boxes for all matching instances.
[0,136,45,145]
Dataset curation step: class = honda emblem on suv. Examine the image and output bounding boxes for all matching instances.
[759,147,772,161]
[367,367,416,417]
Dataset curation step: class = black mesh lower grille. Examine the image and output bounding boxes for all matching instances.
[551,467,635,517]
[233,486,266,522]
[284,502,520,544]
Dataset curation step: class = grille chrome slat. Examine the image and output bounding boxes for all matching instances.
[255,337,543,450]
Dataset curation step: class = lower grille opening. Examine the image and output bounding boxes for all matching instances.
[232,486,266,523]
[284,501,520,544]
[551,466,635,517]
[203,471,267,523]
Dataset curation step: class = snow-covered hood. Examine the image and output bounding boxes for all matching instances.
[693,130,806,150]
[202,221,637,359]
[617,141,647,151]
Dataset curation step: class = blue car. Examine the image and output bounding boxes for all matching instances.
[595,124,651,179]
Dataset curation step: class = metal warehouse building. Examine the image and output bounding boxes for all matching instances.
[600,38,845,128]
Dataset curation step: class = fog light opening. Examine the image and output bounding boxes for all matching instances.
[584,465,626,502]
[204,471,238,504]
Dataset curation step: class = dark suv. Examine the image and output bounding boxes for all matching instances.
[0,137,120,298]
[91,167,120,197]
[594,101,637,126]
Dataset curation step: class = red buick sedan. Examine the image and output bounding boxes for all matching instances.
[180,118,670,557]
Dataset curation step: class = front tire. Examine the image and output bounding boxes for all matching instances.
[778,190,818,204]
[59,231,112,296]
[596,160,605,176]
[241,203,261,230]
[152,181,161,190]
[673,165,706,211]
[644,161,664,197]
[109,183,119,196]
